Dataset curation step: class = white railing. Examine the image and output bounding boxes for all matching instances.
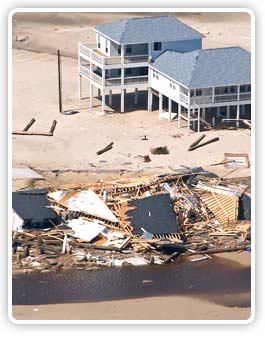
[179,92,188,104]
[240,93,251,101]
[214,94,238,103]
[79,43,149,66]
[105,57,122,65]
[91,72,102,85]
[190,96,212,105]
[105,77,121,86]
[80,65,90,78]
[124,76,148,85]
[124,55,149,63]
[79,44,91,58]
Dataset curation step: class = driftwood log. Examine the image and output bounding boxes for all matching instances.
[96,142,114,155]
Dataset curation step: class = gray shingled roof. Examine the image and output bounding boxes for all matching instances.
[151,47,251,88]
[95,16,204,45]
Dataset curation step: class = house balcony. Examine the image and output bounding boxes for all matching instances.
[180,92,251,106]
[79,43,149,68]
[80,65,148,88]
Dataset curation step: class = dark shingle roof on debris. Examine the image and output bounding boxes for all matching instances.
[12,190,61,228]
[151,47,251,88]
[95,16,204,45]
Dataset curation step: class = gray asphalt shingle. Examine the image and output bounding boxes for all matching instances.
[151,47,251,88]
[95,16,204,45]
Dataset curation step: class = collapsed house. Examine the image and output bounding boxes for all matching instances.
[12,169,251,272]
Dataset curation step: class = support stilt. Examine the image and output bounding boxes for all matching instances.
[89,83,93,108]
[178,104,181,128]
[121,89,125,113]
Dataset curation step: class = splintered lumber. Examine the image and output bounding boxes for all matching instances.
[184,244,250,256]
[96,142,114,155]
[70,240,122,252]
[189,134,206,149]
[23,118,36,131]
[188,137,219,151]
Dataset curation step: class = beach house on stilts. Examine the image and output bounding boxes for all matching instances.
[78,15,251,132]
[78,16,204,113]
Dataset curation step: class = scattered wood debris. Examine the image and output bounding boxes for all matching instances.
[13,119,57,136]
[188,137,219,151]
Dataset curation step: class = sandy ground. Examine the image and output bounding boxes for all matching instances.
[11,12,252,321]
[12,295,251,321]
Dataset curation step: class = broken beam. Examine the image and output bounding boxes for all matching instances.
[189,134,206,149]
[96,142,114,155]
[23,118,36,131]
[188,137,219,151]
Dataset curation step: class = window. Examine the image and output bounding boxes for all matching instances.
[126,45,132,54]
[154,42,162,51]
[126,68,132,76]
[247,84,251,92]
[118,69,121,76]
[118,46,121,55]
[97,35,101,49]
[169,81,176,89]
[105,40,109,54]
[196,89,202,96]
[153,70,159,79]
[190,90,195,97]
[240,85,246,93]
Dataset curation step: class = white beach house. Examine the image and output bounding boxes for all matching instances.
[78,16,204,113]
[149,47,251,132]
[78,15,251,132]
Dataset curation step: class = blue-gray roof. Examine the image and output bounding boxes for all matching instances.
[95,16,204,45]
[151,47,251,88]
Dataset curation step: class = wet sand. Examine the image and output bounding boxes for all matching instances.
[12,252,251,321]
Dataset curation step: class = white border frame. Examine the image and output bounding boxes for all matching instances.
[8,7,255,325]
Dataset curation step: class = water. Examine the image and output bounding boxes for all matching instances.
[12,256,251,308]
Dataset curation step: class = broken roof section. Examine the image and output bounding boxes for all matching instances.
[127,193,181,235]
[151,47,251,88]
[12,190,61,229]
[49,190,119,223]
[95,16,204,45]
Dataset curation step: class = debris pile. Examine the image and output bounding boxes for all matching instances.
[12,169,251,273]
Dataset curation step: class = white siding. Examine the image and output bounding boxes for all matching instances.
[96,33,110,56]
[150,69,181,103]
